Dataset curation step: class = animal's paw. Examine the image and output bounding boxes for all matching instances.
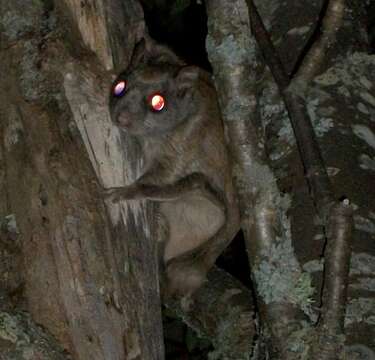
[166,261,207,299]
[186,172,205,190]
[102,186,136,203]
[102,187,123,203]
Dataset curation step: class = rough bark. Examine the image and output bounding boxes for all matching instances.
[166,267,256,360]
[248,2,355,357]
[0,1,259,359]
[1,0,374,358]
[0,311,70,360]
[0,0,164,358]
[205,0,313,358]
[206,0,374,358]
[254,0,374,357]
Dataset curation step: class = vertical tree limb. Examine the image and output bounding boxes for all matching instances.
[205,1,313,358]
[248,0,333,214]
[294,0,346,83]
[63,63,165,359]
[1,0,166,358]
[246,0,354,358]
[60,0,166,357]
[206,0,354,357]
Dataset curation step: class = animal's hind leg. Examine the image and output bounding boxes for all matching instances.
[165,202,239,298]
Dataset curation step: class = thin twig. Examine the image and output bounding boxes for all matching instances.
[245,1,353,359]
[247,0,334,215]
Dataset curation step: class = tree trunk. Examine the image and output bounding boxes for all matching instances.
[0,0,164,358]
[1,0,374,358]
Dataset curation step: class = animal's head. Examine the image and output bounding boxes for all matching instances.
[109,38,206,136]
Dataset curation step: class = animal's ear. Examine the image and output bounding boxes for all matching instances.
[146,38,184,65]
[174,66,212,97]
[128,38,147,70]
[176,65,199,87]
[173,66,200,99]
[128,35,184,71]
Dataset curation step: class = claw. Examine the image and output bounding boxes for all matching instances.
[102,187,123,203]
[102,185,138,202]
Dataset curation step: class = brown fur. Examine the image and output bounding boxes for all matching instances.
[106,41,239,297]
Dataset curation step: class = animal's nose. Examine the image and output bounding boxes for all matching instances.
[117,113,132,128]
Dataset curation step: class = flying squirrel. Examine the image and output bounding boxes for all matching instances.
[105,38,240,298]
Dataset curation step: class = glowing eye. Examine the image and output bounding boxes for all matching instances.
[149,94,165,111]
[113,80,126,97]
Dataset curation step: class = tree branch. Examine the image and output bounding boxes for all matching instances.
[294,0,346,83]
[248,0,333,214]
[245,1,353,359]
[166,267,256,360]
[205,0,313,358]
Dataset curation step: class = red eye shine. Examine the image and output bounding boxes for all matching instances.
[149,94,165,111]
[113,80,126,97]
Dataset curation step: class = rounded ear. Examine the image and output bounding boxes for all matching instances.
[175,66,213,90]
[144,34,185,66]
[127,35,185,72]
